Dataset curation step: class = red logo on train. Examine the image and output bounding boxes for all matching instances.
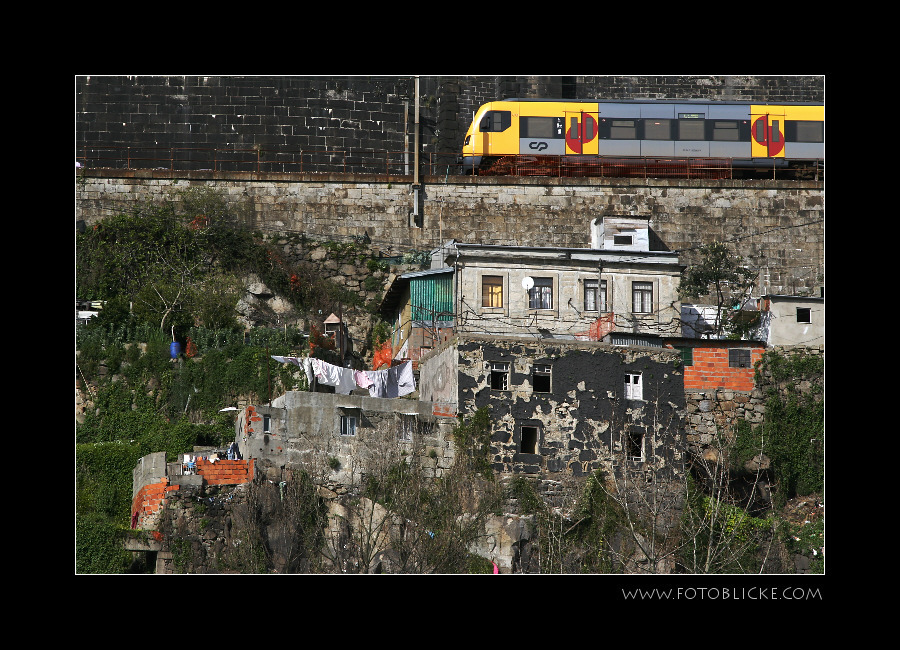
[566,114,598,154]
[752,115,784,156]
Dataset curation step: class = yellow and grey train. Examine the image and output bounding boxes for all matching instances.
[461,99,824,177]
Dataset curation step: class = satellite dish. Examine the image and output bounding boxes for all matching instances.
[522,276,534,291]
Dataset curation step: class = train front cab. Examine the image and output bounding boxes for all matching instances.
[462,101,515,173]
[462,101,601,172]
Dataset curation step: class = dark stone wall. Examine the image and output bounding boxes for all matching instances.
[456,337,685,480]
[76,75,824,173]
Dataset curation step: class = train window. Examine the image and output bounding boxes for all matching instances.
[771,120,781,142]
[479,110,511,133]
[610,120,636,139]
[644,119,670,140]
[678,119,705,140]
[795,121,823,142]
[521,116,561,139]
[712,121,739,141]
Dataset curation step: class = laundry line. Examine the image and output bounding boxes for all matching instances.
[271,355,416,398]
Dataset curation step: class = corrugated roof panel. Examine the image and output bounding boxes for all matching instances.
[410,273,454,321]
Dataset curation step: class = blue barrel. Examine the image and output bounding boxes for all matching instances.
[170,341,182,358]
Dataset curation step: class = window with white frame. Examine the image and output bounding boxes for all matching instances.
[340,415,357,437]
[263,414,271,433]
[624,372,643,400]
[490,362,510,391]
[584,279,607,312]
[528,277,553,310]
[632,281,653,314]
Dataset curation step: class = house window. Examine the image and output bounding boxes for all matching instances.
[340,415,357,437]
[613,234,633,246]
[482,275,503,308]
[584,279,598,311]
[625,372,643,400]
[676,347,693,366]
[626,429,644,462]
[490,362,510,391]
[521,426,539,454]
[532,364,551,393]
[263,414,271,433]
[796,307,811,323]
[632,282,653,313]
[529,277,553,309]
[398,414,416,441]
[728,348,752,368]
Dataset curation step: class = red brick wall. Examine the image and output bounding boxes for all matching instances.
[196,458,255,485]
[681,345,765,392]
[130,459,255,528]
[131,479,180,528]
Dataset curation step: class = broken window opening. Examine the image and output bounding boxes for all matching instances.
[532,364,551,393]
[626,429,644,462]
[490,362,510,391]
[521,426,539,454]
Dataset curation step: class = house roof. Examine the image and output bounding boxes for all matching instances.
[446,242,681,267]
[762,294,824,302]
[379,267,454,317]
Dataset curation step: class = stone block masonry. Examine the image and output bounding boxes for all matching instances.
[76,171,824,298]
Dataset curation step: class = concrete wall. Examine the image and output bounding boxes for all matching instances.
[235,391,457,485]
[759,296,825,346]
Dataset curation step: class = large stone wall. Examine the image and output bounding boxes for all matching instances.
[75,75,824,171]
[76,170,824,297]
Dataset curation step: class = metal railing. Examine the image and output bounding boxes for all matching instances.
[75,146,822,181]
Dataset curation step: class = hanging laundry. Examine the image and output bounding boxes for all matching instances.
[311,358,357,395]
[364,368,389,398]
[354,370,373,389]
[395,360,416,397]
[271,355,303,367]
[302,357,315,387]
[364,361,415,398]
